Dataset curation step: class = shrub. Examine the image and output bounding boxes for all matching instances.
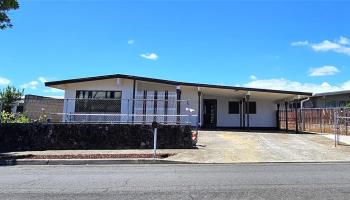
[0,111,30,123]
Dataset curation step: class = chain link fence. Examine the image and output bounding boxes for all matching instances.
[58,98,197,125]
[279,107,350,135]
[1,97,198,126]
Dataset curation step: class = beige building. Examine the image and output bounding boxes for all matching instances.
[22,95,64,122]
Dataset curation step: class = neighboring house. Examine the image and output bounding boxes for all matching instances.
[22,95,64,122]
[45,74,311,129]
[4,95,64,122]
[306,91,350,108]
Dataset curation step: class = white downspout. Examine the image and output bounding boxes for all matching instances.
[300,97,310,132]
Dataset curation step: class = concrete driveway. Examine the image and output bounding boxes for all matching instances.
[166,131,350,163]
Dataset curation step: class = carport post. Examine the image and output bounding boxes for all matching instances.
[276,104,280,130]
[176,86,181,124]
[295,100,299,134]
[239,100,243,128]
[242,98,246,129]
[131,79,136,124]
[198,91,202,127]
[246,93,250,132]
[152,121,158,159]
[285,101,288,132]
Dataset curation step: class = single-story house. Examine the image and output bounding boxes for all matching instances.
[45,74,312,129]
[303,90,350,108]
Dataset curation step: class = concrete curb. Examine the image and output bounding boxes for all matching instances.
[2,159,350,166]
[0,159,191,166]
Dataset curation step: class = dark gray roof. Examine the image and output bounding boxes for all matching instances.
[45,74,312,96]
[313,90,350,97]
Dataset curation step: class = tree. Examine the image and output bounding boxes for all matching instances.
[0,85,23,112]
[0,0,19,30]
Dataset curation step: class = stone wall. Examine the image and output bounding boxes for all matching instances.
[0,123,193,152]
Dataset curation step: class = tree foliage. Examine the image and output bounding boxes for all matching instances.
[0,85,23,112]
[0,0,19,29]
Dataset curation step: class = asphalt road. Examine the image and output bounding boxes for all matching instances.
[1,163,350,200]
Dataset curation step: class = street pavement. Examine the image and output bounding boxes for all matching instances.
[1,163,350,199]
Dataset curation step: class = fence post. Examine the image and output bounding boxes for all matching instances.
[334,109,338,147]
[127,99,130,123]
[152,121,158,159]
[276,104,280,130]
[295,100,298,134]
[186,99,190,125]
[285,101,288,132]
[346,110,348,135]
[64,98,68,122]
[320,109,323,133]
[153,91,158,122]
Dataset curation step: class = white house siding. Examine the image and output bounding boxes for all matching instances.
[136,82,199,126]
[248,98,277,128]
[136,81,176,92]
[202,95,240,127]
[62,78,134,122]
[180,86,199,126]
[60,79,199,126]
[202,95,277,128]
[57,78,278,127]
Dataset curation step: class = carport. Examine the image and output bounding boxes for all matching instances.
[197,86,311,131]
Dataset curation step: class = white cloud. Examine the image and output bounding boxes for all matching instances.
[243,77,350,94]
[0,77,11,86]
[38,77,47,83]
[311,40,343,52]
[21,81,39,89]
[292,36,350,56]
[308,65,340,77]
[338,36,349,45]
[250,75,257,80]
[140,53,158,60]
[128,39,135,45]
[44,88,64,93]
[291,41,309,46]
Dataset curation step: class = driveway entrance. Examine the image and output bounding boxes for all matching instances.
[166,131,350,163]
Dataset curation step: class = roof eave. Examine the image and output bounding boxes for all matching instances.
[45,74,313,96]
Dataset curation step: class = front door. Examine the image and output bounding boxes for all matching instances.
[203,99,217,128]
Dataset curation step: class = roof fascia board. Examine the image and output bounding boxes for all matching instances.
[45,74,312,96]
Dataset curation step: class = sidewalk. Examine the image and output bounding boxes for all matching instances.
[3,149,181,157]
[321,134,350,145]
[0,149,189,165]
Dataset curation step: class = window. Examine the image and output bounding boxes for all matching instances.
[75,90,122,113]
[228,101,239,114]
[229,101,256,114]
[245,102,256,114]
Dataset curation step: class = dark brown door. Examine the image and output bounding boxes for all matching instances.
[203,99,217,128]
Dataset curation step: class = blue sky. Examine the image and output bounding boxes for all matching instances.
[1,0,350,97]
